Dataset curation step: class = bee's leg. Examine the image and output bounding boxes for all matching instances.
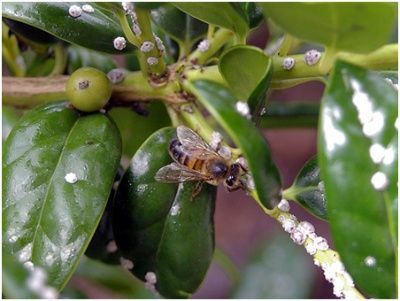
[191,181,204,200]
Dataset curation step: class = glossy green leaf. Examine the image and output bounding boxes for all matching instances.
[2,252,39,298]
[260,3,396,53]
[233,233,313,298]
[186,80,282,209]
[219,45,272,122]
[75,257,155,298]
[319,61,397,298]
[3,102,122,290]
[173,2,249,39]
[113,127,216,298]
[3,17,57,45]
[2,2,135,54]
[67,45,117,74]
[285,156,327,220]
[2,106,21,141]
[151,5,207,49]
[109,102,171,157]
[231,2,264,29]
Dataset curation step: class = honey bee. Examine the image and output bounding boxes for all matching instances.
[155,126,246,194]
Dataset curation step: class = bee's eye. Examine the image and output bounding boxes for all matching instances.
[225,176,235,187]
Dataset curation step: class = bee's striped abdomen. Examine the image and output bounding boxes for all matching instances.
[169,138,205,172]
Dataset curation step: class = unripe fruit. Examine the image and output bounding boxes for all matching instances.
[66,67,112,112]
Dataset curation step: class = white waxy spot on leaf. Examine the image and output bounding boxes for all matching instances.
[364,256,376,267]
[197,39,210,52]
[324,111,346,151]
[68,5,82,18]
[382,146,395,165]
[120,257,134,270]
[106,240,118,253]
[45,253,55,266]
[18,243,33,262]
[362,111,384,137]
[113,37,127,50]
[277,199,290,212]
[304,49,321,65]
[235,101,251,119]
[82,4,94,13]
[369,143,385,164]
[65,172,78,184]
[9,235,18,243]
[140,41,155,53]
[132,150,150,176]
[170,204,180,216]
[147,57,159,66]
[24,261,34,271]
[282,57,295,70]
[371,171,388,190]
[41,287,58,299]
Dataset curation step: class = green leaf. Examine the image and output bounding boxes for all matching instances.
[25,53,55,77]
[285,156,327,220]
[186,80,282,209]
[2,2,135,54]
[319,61,397,298]
[219,45,272,122]
[3,102,122,290]
[2,252,39,299]
[231,2,264,29]
[3,17,57,45]
[151,5,207,50]
[67,45,117,74]
[75,257,155,298]
[233,233,313,298]
[173,2,249,39]
[260,3,396,53]
[109,102,171,158]
[2,106,21,141]
[113,127,216,298]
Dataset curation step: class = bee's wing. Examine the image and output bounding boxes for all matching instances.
[177,126,220,160]
[155,162,212,183]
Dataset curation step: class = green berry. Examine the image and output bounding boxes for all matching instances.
[66,67,112,112]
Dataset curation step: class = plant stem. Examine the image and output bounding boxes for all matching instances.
[116,10,141,47]
[49,43,68,76]
[2,72,183,108]
[188,28,234,65]
[135,7,167,76]
[277,33,294,57]
[271,44,398,88]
